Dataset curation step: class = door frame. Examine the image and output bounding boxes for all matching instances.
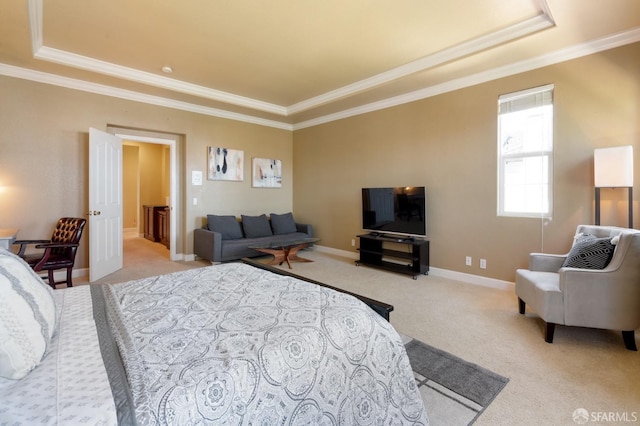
[115,133,178,261]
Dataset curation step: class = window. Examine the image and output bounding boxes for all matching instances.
[497,85,553,217]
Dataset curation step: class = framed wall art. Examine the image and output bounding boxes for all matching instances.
[208,147,244,181]
[252,157,282,188]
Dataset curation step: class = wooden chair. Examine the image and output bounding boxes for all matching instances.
[14,217,86,289]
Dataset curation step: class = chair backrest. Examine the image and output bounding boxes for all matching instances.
[51,217,86,258]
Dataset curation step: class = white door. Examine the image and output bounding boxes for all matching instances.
[89,128,123,281]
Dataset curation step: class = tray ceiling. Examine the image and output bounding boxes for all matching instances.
[1,0,639,129]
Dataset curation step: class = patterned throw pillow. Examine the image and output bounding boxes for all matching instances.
[0,248,56,379]
[561,234,615,269]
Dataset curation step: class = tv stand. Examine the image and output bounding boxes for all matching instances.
[356,234,429,279]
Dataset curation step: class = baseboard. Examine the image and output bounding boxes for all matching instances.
[427,267,513,291]
[314,245,514,291]
[74,245,512,290]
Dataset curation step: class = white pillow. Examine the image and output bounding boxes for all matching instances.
[0,248,56,379]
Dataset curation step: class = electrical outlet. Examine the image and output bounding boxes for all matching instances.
[465,256,472,266]
[480,259,487,269]
[351,239,356,247]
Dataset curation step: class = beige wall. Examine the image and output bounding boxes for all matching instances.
[0,78,292,270]
[292,42,640,281]
[122,145,139,229]
[1,42,638,281]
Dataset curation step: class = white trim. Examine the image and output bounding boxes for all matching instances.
[0,63,293,131]
[293,26,640,130]
[427,267,514,291]
[27,0,43,55]
[314,245,513,291]
[34,46,288,116]
[8,0,640,130]
[288,13,554,114]
[28,0,552,118]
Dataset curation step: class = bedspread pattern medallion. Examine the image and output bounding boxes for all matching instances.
[103,263,428,425]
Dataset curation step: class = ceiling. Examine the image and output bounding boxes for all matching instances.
[1,0,639,130]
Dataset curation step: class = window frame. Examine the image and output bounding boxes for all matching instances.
[497,84,554,218]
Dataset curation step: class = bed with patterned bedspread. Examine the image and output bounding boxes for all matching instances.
[0,248,428,425]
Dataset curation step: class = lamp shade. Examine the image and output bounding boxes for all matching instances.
[594,145,634,188]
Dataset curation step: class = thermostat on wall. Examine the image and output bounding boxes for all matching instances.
[192,170,203,186]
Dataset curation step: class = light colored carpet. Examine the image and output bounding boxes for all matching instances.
[79,241,640,425]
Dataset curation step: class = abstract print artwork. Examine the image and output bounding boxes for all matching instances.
[208,147,244,181]
[252,157,282,188]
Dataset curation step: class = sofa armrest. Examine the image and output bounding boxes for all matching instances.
[194,228,222,262]
[295,222,313,237]
[529,253,567,272]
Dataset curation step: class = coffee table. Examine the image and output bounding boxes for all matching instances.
[249,237,320,269]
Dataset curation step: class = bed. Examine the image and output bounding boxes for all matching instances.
[0,248,428,425]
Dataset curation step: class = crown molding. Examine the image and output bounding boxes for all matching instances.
[0,63,293,130]
[3,24,638,132]
[28,0,554,118]
[288,12,555,114]
[8,0,639,131]
[32,45,288,117]
[27,0,43,55]
[27,1,286,117]
[293,25,640,130]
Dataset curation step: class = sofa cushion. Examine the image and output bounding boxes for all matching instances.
[270,212,297,235]
[207,215,243,240]
[562,234,615,269]
[241,214,273,238]
[0,248,56,379]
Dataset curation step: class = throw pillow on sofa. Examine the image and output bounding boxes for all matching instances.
[241,214,273,238]
[207,215,243,240]
[270,212,297,235]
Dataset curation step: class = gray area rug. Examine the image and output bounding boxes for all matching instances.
[405,339,509,425]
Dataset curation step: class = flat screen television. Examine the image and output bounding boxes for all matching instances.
[362,186,426,238]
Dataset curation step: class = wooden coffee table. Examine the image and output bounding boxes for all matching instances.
[249,237,320,269]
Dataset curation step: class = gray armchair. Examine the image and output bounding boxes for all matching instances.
[515,225,640,350]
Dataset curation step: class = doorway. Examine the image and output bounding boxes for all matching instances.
[123,141,170,252]
[114,130,179,261]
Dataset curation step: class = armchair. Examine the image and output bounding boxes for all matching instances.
[13,217,86,289]
[515,225,640,351]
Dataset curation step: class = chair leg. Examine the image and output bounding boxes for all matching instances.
[66,267,73,287]
[518,298,525,314]
[544,322,555,343]
[47,270,56,289]
[622,331,637,351]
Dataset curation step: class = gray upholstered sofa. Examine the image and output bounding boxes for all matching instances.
[194,213,313,262]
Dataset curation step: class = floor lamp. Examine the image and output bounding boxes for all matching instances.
[594,145,634,228]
